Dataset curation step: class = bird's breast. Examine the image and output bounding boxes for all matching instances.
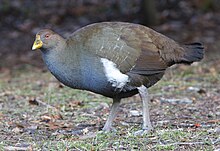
[79,55,130,97]
[42,51,134,98]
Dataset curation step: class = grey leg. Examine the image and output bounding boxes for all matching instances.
[102,98,121,132]
[136,85,153,134]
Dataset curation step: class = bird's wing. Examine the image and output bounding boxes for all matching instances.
[68,22,183,75]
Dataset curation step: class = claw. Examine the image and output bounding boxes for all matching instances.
[102,126,117,133]
[134,128,152,136]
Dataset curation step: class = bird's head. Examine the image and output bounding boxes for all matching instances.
[32,29,64,51]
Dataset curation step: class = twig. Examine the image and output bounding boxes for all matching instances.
[171,123,214,128]
[79,132,98,140]
[153,142,204,148]
[153,138,220,148]
[36,99,59,112]
[4,146,32,151]
[213,137,220,145]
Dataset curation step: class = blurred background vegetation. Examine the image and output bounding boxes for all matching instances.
[0,1,219,150]
[0,0,219,69]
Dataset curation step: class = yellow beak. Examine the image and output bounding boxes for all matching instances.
[32,35,43,50]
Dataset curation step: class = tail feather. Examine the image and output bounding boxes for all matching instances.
[180,43,204,64]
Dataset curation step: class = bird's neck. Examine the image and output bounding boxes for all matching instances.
[41,41,83,89]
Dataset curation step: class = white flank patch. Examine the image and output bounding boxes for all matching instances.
[101,58,129,89]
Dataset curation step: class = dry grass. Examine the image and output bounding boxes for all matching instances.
[0,60,219,150]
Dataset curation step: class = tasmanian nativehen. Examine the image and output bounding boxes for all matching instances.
[32,22,204,134]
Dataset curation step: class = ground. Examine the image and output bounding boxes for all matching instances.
[0,58,219,150]
[0,1,220,150]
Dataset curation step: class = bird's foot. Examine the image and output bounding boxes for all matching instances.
[101,126,117,133]
[134,127,153,136]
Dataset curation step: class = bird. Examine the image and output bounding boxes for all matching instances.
[32,22,204,134]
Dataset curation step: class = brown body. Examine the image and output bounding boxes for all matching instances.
[66,22,203,91]
[32,22,204,133]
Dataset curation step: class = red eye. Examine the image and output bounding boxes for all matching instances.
[45,34,50,38]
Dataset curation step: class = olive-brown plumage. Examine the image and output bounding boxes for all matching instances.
[32,22,204,133]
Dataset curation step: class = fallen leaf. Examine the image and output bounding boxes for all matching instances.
[160,97,193,104]
[214,127,220,133]
[12,127,23,133]
[197,89,206,94]
[28,98,39,105]
[40,115,52,122]
[194,123,201,128]
[15,123,25,129]
[4,146,32,151]
[69,100,84,108]
[48,123,60,130]
[82,127,89,134]
[129,110,142,117]
[52,113,63,120]
[0,112,4,120]
[206,119,220,123]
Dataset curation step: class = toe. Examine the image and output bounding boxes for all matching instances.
[102,126,116,132]
[134,128,152,136]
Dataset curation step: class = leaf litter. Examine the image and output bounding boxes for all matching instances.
[0,60,219,150]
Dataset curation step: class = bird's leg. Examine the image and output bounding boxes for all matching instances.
[102,98,121,132]
[135,85,153,135]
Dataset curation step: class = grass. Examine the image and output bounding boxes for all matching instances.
[17,127,216,150]
[0,63,219,150]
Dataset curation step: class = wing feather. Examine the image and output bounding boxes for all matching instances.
[67,22,183,75]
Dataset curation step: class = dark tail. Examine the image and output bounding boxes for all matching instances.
[180,43,204,64]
